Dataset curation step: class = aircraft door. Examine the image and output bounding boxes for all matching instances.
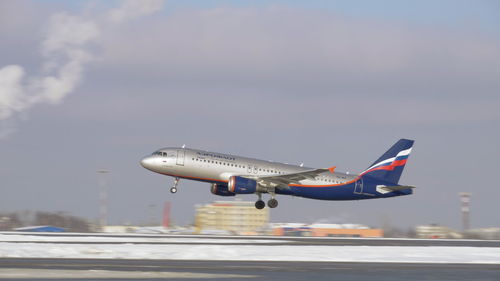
[253,165,258,174]
[176,149,185,166]
[162,152,175,167]
[247,164,252,173]
[354,178,363,194]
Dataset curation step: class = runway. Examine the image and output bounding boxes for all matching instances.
[1,258,499,280]
[1,232,500,280]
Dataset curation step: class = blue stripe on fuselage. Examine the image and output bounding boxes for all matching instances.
[167,173,411,201]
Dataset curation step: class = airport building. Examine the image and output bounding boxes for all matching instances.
[14,226,65,232]
[465,228,500,240]
[194,201,269,234]
[271,223,384,238]
[415,224,463,239]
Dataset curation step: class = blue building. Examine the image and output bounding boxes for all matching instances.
[15,226,65,232]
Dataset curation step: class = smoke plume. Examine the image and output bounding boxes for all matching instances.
[0,0,164,136]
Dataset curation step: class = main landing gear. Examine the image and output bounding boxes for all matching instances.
[170,177,180,193]
[255,193,265,209]
[255,193,278,209]
[255,200,265,209]
[267,198,278,208]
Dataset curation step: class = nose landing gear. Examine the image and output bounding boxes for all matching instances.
[170,177,180,193]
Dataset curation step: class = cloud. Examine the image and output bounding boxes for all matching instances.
[98,6,500,99]
[109,0,163,23]
[2,2,499,136]
[0,0,165,137]
[0,12,99,122]
[0,65,27,120]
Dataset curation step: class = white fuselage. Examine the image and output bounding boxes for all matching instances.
[140,147,356,187]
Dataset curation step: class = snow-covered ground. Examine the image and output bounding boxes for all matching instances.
[1,242,500,263]
[0,233,283,244]
[1,233,500,263]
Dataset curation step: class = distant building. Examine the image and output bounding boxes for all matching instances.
[415,224,463,239]
[465,228,500,240]
[101,225,139,233]
[14,226,65,232]
[271,223,383,238]
[195,201,269,234]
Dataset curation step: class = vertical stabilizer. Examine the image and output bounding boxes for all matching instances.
[361,139,414,184]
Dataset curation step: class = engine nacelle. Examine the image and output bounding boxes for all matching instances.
[210,183,235,196]
[228,176,257,194]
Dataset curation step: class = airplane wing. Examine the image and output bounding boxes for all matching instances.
[254,166,336,188]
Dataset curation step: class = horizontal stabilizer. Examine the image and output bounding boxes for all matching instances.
[376,185,416,194]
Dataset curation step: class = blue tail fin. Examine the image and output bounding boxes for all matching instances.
[360,139,414,184]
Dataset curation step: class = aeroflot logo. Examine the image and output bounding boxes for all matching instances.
[197,152,235,161]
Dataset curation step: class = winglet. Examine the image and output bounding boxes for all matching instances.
[328,166,336,173]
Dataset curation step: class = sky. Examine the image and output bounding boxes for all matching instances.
[1,0,499,230]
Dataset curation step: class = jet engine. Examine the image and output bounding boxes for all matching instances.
[228,176,257,194]
[210,183,235,196]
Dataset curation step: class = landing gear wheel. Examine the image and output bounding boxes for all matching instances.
[255,200,265,209]
[170,177,180,194]
[267,198,278,208]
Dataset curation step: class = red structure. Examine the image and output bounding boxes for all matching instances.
[163,202,171,228]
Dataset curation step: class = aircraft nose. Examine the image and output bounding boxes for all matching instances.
[140,156,155,170]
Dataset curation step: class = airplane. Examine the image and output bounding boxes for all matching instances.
[140,139,415,209]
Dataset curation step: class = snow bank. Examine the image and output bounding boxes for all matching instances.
[1,233,499,264]
[1,242,499,264]
[0,234,283,244]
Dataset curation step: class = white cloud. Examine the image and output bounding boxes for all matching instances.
[108,0,164,23]
[98,6,500,99]
[0,0,165,137]
[0,65,27,120]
